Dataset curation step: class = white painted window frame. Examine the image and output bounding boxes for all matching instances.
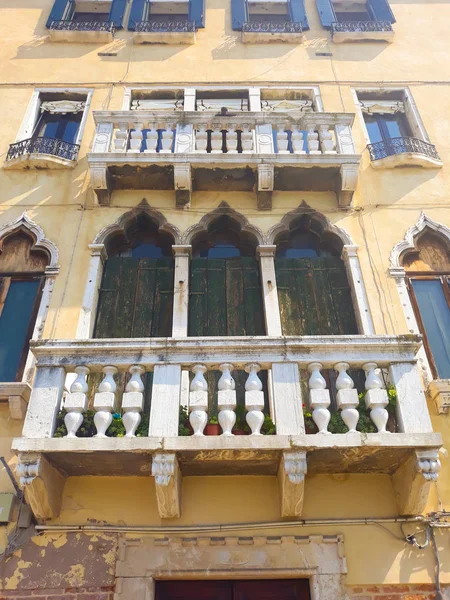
[16,87,94,148]
[351,86,430,147]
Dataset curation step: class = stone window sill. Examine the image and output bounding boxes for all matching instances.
[133,31,196,45]
[332,30,394,43]
[0,383,31,420]
[48,29,114,43]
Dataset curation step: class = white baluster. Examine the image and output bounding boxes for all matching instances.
[210,127,223,154]
[241,127,254,153]
[308,362,331,434]
[144,125,159,154]
[245,363,264,435]
[218,363,236,436]
[363,362,389,433]
[318,125,336,154]
[307,127,321,155]
[195,126,208,152]
[291,128,305,154]
[93,366,117,438]
[276,126,290,154]
[335,362,359,433]
[129,126,144,153]
[189,364,208,436]
[64,366,89,438]
[122,365,145,437]
[159,125,174,154]
[226,127,238,154]
[113,123,128,152]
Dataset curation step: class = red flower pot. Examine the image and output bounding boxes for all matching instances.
[232,429,249,435]
[205,423,221,436]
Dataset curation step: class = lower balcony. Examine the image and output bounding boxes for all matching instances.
[13,335,441,521]
[48,20,115,43]
[133,20,196,44]
[331,21,394,43]
[368,137,442,169]
[241,21,304,44]
[4,137,80,169]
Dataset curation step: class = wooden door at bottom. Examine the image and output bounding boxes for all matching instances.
[155,579,310,600]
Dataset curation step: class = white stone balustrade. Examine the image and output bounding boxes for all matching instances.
[318,125,337,154]
[144,127,159,154]
[276,126,290,154]
[245,363,265,435]
[308,362,331,434]
[122,365,145,437]
[64,366,89,438]
[93,365,118,437]
[335,362,359,433]
[307,128,321,154]
[363,362,389,433]
[217,363,236,436]
[189,364,208,436]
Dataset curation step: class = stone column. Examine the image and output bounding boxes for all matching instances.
[172,245,191,337]
[271,363,304,435]
[76,243,107,339]
[341,245,375,335]
[22,366,66,438]
[389,362,433,433]
[257,245,282,336]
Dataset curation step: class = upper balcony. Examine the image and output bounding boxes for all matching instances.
[241,21,304,43]
[367,136,442,169]
[133,20,197,44]
[13,334,441,522]
[48,19,115,43]
[88,110,361,209]
[331,20,394,43]
[5,137,80,170]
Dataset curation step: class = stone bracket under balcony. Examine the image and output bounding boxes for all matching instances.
[88,111,361,209]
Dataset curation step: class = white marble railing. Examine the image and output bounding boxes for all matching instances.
[21,335,434,441]
[90,111,357,156]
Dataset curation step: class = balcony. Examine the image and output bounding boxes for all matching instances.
[48,20,115,43]
[368,137,442,169]
[4,137,80,170]
[241,21,304,44]
[88,110,361,209]
[331,21,394,43]
[133,20,196,44]
[13,335,441,521]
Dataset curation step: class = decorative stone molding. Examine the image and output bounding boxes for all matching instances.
[174,163,192,208]
[16,453,66,520]
[278,450,307,518]
[392,449,441,516]
[0,383,31,420]
[182,202,266,245]
[151,453,182,519]
[427,379,450,414]
[338,163,359,208]
[114,534,347,600]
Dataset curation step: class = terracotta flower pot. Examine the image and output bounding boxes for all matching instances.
[205,423,221,436]
[232,429,249,435]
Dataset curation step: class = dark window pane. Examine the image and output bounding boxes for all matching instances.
[335,10,371,22]
[72,12,110,22]
[37,114,81,143]
[383,117,404,139]
[62,119,81,143]
[40,119,60,139]
[364,118,383,144]
[412,279,450,378]
[0,279,40,382]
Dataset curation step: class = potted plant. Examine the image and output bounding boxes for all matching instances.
[232,404,250,435]
[261,414,276,435]
[205,416,221,436]
[178,405,192,436]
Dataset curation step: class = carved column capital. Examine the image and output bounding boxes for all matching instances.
[278,450,307,518]
[152,453,182,519]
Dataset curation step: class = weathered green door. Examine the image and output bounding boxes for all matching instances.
[188,257,265,337]
[275,256,358,335]
[94,257,174,338]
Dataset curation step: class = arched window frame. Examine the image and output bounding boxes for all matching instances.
[390,212,450,390]
[76,207,181,340]
[0,213,59,419]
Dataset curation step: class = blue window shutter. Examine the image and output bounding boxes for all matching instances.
[231,0,248,30]
[368,0,395,23]
[109,0,127,28]
[189,0,205,28]
[46,0,72,28]
[288,0,309,30]
[315,0,336,27]
[128,0,148,30]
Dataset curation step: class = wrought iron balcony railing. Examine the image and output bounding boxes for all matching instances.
[49,20,115,33]
[6,137,80,163]
[331,21,393,35]
[135,20,196,33]
[242,21,303,34]
[367,137,441,162]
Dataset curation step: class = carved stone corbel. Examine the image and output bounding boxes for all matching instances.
[152,452,182,519]
[392,449,441,516]
[90,161,112,206]
[174,163,192,209]
[16,453,66,521]
[338,163,359,209]
[257,164,274,210]
[278,450,307,518]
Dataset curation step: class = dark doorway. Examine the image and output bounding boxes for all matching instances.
[155,579,311,600]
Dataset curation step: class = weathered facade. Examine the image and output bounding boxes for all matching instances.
[0,0,449,598]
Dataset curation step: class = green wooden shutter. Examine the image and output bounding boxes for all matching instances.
[231,0,248,31]
[315,0,336,28]
[189,0,205,28]
[368,0,395,23]
[128,0,148,29]
[275,257,357,336]
[109,0,128,27]
[46,0,72,27]
[288,0,309,30]
[241,257,265,336]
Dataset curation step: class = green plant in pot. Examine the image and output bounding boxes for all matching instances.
[178,405,192,436]
[204,415,221,436]
[233,404,250,435]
